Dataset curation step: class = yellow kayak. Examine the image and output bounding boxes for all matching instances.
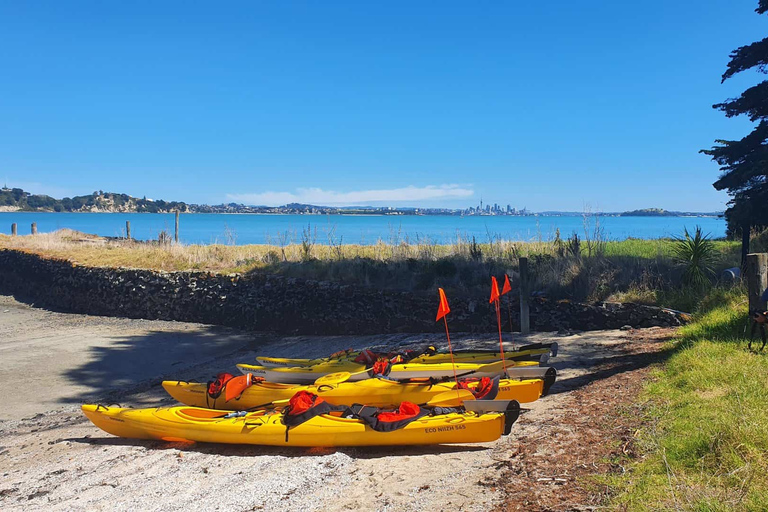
[256,342,557,367]
[162,368,556,410]
[235,359,544,384]
[81,400,520,447]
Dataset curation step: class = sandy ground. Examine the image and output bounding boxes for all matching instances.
[0,295,650,511]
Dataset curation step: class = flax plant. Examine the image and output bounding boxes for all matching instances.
[672,226,716,290]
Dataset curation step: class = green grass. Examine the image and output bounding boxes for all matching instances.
[608,288,768,511]
[603,238,675,259]
[603,239,737,261]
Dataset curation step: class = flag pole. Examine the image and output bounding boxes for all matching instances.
[442,316,460,389]
[502,274,516,349]
[491,276,508,377]
[436,288,460,398]
[495,298,507,376]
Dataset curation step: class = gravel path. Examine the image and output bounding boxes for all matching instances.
[0,296,644,511]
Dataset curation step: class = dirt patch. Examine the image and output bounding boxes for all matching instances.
[499,328,675,511]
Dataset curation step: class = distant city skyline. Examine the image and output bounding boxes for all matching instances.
[1,1,762,211]
[0,185,722,216]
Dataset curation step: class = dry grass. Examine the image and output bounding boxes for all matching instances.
[0,229,742,309]
[0,229,569,273]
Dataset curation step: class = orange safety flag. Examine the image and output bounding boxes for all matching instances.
[489,276,500,304]
[501,274,512,295]
[436,287,459,388]
[436,288,451,321]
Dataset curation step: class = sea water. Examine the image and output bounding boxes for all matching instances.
[0,212,727,245]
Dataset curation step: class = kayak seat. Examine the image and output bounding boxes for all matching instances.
[345,402,429,433]
[458,376,500,400]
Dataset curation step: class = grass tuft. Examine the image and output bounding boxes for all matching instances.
[608,289,768,511]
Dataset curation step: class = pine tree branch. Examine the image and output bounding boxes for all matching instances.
[721,37,768,82]
[713,81,768,120]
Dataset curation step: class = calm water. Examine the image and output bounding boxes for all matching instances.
[0,212,727,245]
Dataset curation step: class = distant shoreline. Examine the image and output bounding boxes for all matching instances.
[0,210,723,218]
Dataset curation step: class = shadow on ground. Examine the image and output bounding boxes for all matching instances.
[59,327,261,405]
[548,341,676,396]
[56,320,674,415]
[65,434,489,458]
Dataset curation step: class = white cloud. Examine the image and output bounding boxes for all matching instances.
[227,184,474,206]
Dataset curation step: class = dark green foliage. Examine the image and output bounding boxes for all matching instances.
[566,232,581,259]
[469,236,482,261]
[0,188,187,213]
[432,258,458,277]
[26,194,57,209]
[702,3,768,245]
[299,223,316,262]
[619,208,673,217]
[720,37,768,82]
[0,188,29,208]
[712,81,768,120]
[553,228,564,257]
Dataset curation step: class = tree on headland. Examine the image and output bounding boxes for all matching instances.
[0,187,188,213]
[701,1,768,265]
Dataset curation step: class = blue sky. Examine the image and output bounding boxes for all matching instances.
[0,1,765,211]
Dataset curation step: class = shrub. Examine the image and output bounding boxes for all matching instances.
[672,226,716,290]
[469,236,482,261]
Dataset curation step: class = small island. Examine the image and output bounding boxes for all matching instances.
[620,208,721,217]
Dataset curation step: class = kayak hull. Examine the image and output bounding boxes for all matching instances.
[81,404,509,447]
[162,372,553,410]
[236,360,541,384]
[256,342,557,367]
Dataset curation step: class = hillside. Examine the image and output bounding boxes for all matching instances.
[0,188,188,213]
[619,208,723,217]
[620,208,675,217]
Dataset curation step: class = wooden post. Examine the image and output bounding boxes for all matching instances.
[11,223,17,236]
[31,222,37,235]
[174,211,179,243]
[519,257,530,334]
[746,253,768,312]
[741,221,751,268]
[126,221,131,240]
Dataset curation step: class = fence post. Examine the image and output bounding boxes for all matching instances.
[174,211,179,243]
[126,221,131,240]
[519,257,530,334]
[31,222,37,235]
[746,253,768,312]
[11,223,17,236]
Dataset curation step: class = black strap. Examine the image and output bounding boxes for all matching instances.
[283,401,348,442]
[346,403,429,432]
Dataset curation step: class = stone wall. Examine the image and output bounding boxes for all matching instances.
[0,249,686,334]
